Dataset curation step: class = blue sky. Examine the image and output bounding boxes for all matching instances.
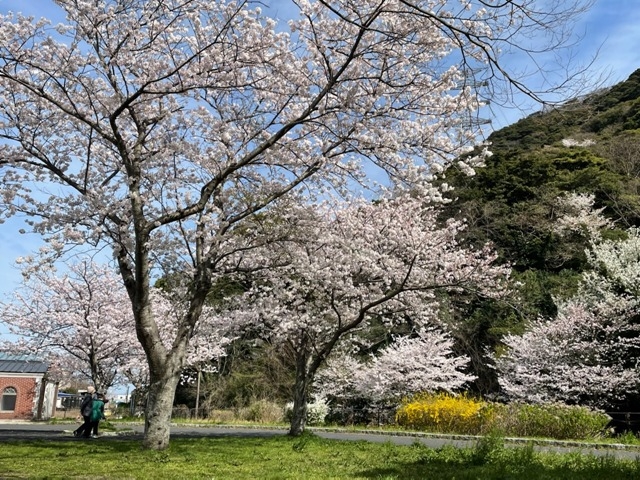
[1,0,640,339]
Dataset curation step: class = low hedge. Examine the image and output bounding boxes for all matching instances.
[395,393,610,440]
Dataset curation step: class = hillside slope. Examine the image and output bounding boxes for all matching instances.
[438,69,640,395]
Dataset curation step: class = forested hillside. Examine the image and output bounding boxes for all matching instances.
[440,68,640,402]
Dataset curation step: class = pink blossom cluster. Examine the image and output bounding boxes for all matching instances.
[218,195,509,418]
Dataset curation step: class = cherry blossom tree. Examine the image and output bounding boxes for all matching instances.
[552,192,612,240]
[0,259,231,395]
[0,0,593,448]
[0,259,140,393]
[495,226,640,408]
[224,196,509,435]
[317,327,475,404]
[495,299,640,408]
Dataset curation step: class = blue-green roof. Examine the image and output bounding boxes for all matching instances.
[0,352,49,374]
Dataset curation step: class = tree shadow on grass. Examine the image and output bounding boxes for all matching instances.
[355,445,640,480]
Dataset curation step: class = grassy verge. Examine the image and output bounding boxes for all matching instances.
[1,433,640,479]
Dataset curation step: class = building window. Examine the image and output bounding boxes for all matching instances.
[1,387,17,411]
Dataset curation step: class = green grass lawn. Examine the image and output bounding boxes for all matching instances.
[1,433,640,479]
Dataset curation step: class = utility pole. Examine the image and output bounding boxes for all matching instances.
[195,368,201,419]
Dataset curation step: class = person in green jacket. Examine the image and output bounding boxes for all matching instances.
[73,386,95,438]
[89,393,106,438]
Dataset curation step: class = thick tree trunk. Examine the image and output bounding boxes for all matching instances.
[143,371,181,450]
[289,353,312,436]
[132,280,208,450]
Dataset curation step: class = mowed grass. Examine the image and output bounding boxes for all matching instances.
[1,433,640,480]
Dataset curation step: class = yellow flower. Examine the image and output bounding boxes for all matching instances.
[396,392,487,434]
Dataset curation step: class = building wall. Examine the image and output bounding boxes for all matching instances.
[41,382,59,420]
[0,375,39,420]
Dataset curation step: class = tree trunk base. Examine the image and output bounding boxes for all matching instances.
[142,375,180,450]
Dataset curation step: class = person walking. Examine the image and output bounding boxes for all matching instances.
[90,394,107,438]
[73,386,95,438]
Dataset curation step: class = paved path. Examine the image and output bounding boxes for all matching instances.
[1,422,640,461]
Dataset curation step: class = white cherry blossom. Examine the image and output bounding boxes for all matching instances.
[0,0,592,448]
[221,195,509,434]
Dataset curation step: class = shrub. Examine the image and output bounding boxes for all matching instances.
[172,404,191,419]
[238,400,285,424]
[395,393,610,440]
[284,397,329,426]
[307,398,329,426]
[324,397,377,426]
[206,409,237,423]
[395,392,493,435]
[325,399,396,426]
[470,431,506,465]
[492,402,609,440]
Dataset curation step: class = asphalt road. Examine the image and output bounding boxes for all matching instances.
[1,422,640,461]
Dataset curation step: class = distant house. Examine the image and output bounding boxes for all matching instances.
[111,393,131,404]
[0,353,58,420]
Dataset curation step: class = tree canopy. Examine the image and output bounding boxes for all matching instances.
[0,0,598,448]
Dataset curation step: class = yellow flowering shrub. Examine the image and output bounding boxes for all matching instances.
[395,394,610,439]
[395,392,494,435]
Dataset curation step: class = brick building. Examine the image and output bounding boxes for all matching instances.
[0,353,57,420]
